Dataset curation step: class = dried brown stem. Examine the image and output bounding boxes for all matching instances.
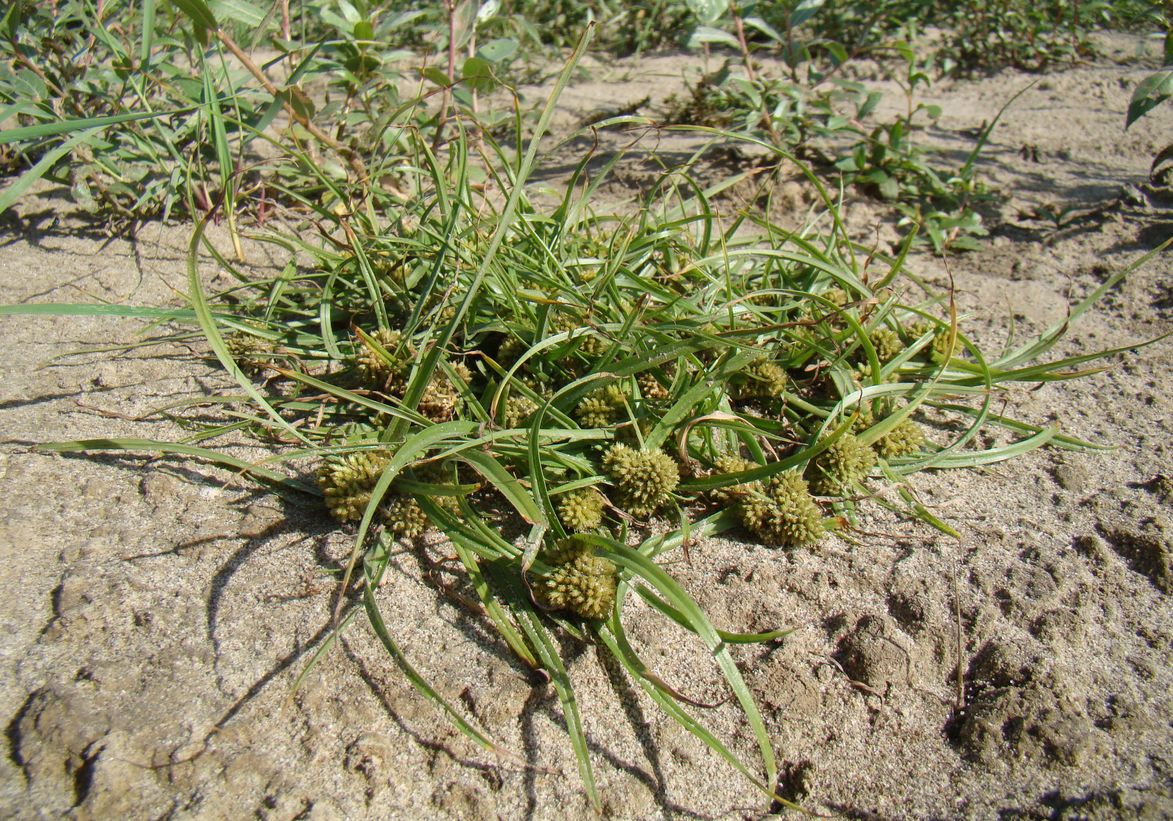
[215,28,367,182]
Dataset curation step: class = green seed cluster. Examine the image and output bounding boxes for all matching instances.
[317,451,391,521]
[736,471,825,547]
[226,332,273,374]
[385,494,429,539]
[823,287,849,308]
[708,454,761,505]
[876,419,926,459]
[418,362,472,423]
[733,359,789,400]
[531,537,618,620]
[576,332,607,358]
[575,384,627,429]
[808,433,877,495]
[356,329,407,384]
[870,327,903,362]
[910,321,956,362]
[638,371,670,401]
[497,335,525,365]
[557,488,606,532]
[503,394,539,428]
[602,444,679,518]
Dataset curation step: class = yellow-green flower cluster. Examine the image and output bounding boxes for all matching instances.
[876,419,925,459]
[910,321,956,362]
[531,537,618,620]
[708,454,761,506]
[807,433,877,495]
[503,394,539,428]
[602,444,679,519]
[870,327,903,362]
[733,359,789,400]
[317,450,391,521]
[418,362,473,423]
[557,488,606,532]
[638,371,670,401]
[356,329,407,385]
[497,335,525,365]
[736,471,825,547]
[385,494,429,539]
[225,332,273,375]
[575,384,627,429]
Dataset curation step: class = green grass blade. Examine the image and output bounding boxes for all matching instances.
[38,437,318,496]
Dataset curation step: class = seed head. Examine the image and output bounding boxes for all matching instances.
[557,488,606,532]
[575,384,627,429]
[733,359,789,400]
[225,332,273,375]
[638,371,670,401]
[531,536,618,620]
[870,327,903,362]
[708,454,761,505]
[876,419,925,459]
[385,494,429,539]
[503,394,539,428]
[317,450,391,521]
[356,329,408,385]
[737,471,824,547]
[602,444,679,519]
[808,433,877,496]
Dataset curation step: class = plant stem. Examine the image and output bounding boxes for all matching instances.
[214,28,368,183]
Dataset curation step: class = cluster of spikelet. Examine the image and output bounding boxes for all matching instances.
[602,444,679,518]
[356,328,408,387]
[711,455,825,547]
[575,384,628,429]
[557,488,606,532]
[225,331,275,375]
[530,536,618,620]
[875,419,926,459]
[869,326,903,362]
[418,362,473,422]
[807,433,878,495]
[637,371,670,401]
[317,450,391,521]
[732,359,790,400]
[503,393,539,428]
[384,495,429,538]
[316,450,433,538]
[909,320,956,362]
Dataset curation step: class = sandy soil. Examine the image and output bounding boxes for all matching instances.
[1,33,1171,819]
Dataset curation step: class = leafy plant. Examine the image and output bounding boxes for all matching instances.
[9,100,1164,805]
[1124,2,1173,182]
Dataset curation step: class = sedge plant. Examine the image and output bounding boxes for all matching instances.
[2,10,1170,817]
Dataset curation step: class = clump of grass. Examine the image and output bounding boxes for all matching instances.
[9,24,1168,817]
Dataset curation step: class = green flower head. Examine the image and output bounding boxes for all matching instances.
[876,419,926,459]
[557,488,606,532]
[732,359,789,400]
[531,536,618,620]
[602,443,679,519]
[808,433,877,496]
[575,384,627,429]
[356,328,408,385]
[385,494,429,539]
[708,454,761,506]
[736,470,825,547]
[317,450,391,522]
[870,326,903,362]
